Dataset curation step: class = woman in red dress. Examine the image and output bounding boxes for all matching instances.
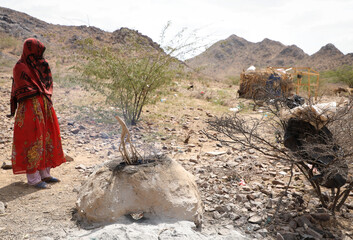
[10,38,66,189]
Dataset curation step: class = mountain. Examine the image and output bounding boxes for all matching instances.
[2,6,352,81]
[186,36,353,80]
[0,7,162,72]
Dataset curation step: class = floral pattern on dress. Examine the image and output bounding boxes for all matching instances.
[45,132,54,161]
[15,102,26,128]
[32,97,44,122]
[11,95,66,175]
[26,135,44,171]
[43,97,54,123]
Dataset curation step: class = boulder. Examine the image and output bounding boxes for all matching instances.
[76,156,203,227]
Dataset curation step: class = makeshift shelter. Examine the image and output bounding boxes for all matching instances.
[291,67,320,99]
[238,67,294,99]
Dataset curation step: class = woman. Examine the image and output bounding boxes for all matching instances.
[10,38,66,189]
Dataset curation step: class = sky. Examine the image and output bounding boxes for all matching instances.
[1,0,353,57]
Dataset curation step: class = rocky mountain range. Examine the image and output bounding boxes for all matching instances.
[1,6,353,81]
[186,35,353,80]
[0,6,162,72]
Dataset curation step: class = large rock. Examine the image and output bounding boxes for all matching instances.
[76,156,203,227]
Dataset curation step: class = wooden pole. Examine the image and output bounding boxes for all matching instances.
[316,74,319,100]
[308,69,311,98]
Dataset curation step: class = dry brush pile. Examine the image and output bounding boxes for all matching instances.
[238,68,294,99]
[204,94,353,221]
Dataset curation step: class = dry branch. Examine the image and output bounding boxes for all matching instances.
[115,115,141,165]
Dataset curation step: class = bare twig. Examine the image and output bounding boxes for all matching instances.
[115,115,141,164]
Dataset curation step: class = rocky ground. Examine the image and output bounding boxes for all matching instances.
[0,72,353,240]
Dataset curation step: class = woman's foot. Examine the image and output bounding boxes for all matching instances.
[34,181,51,189]
[42,177,60,183]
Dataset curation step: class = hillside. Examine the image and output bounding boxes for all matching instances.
[0,6,162,73]
[186,35,353,80]
[2,6,353,82]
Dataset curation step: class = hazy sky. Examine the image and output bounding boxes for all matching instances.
[1,0,353,56]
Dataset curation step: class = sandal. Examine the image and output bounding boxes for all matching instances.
[34,181,51,189]
[42,177,61,183]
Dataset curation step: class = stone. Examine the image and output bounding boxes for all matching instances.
[0,201,5,214]
[248,215,262,224]
[248,149,255,154]
[206,151,226,156]
[266,199,273,209]
[289,220,297,229]
[343,236,352,240]
[229,212,241,221]
[311,213,331,222]
[279,232,299,240]
[261,175,271,181]
[213,211,222,219]
[236,194,245,202]
[1,161,12,169]
[276,233,284,240]
[216,204,232,213]
[296,215,313,228]
[216,143,223,148]
[75,164,86,170]
[257,228,268,236]
[306,227,323,239]
[244,202,251,210]
[70,128,80,134]
[65,155,74,162]
[100,132,109,139]
[272,179,285,185]
[76,156,203,227]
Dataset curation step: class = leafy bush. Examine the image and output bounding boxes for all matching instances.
[77,41,182,125]
[325,65,353,88]
[76,24,204,125]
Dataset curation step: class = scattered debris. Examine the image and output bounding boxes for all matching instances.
[1,161,12,169]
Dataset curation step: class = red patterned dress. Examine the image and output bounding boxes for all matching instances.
[10,38,66,175]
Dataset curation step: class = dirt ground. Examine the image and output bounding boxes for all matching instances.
[0,72,238,239]
[0,71,352,240]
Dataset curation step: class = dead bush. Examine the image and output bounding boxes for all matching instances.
[204,93,353,215]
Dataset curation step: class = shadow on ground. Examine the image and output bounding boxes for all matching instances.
[0,181,39,202]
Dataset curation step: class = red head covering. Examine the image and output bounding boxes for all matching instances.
[11,38,53,116]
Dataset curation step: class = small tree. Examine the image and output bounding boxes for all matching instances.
[76,23,204,125]
[77,40,179,125]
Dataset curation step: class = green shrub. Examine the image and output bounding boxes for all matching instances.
[325,65,353,88]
